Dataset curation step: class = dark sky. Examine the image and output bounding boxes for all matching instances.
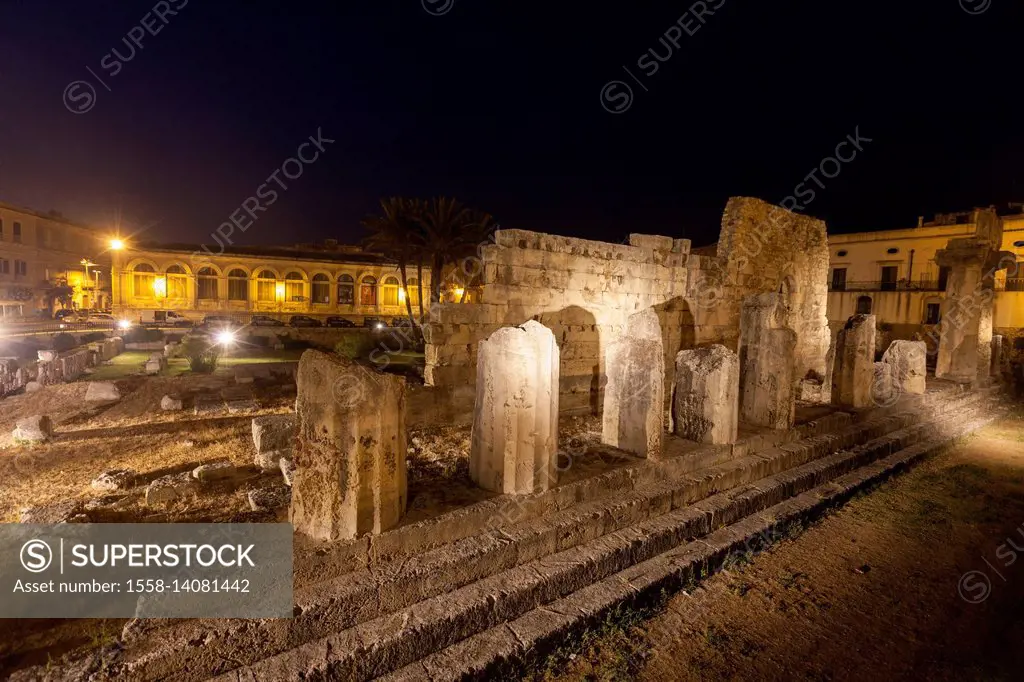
[0,0,1021,249]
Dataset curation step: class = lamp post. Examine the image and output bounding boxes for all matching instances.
[108,238,125,313]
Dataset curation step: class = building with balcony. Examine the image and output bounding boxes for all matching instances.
[0,201,111,318]
[826,207,1024,357]
[110,242,433,323]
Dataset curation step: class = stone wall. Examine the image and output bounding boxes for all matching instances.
[424,197,831,420]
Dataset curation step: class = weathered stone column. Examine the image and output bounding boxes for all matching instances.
[991,335,1004,377]
[603,309,664,458]
[290,350,407,542]
[880,339,927,396]
[934,216,1014,384]
[831,314,877,408]
[738,293,797,429]
[672,345,739,444]
[470,320,559,495]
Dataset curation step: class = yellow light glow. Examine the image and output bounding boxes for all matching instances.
[454,287,465,300]
[275,282,286,300]
[398,288,407,302]
[109,238,125,251]
[153,277,167,297]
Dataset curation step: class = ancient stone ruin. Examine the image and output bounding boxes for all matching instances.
[881,340,927,396]
[470,320,559,494]
[672,344,739,445]
[290,350,407,541]
[738,293,798,429]
[602,309,664,457]
[832,314,877,408]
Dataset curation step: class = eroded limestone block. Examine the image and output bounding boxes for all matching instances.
[90,469,136,493]
[145,472,199,506]
[672,345,739,445]
[160,395,183,411]
[831,314,877,408]
[252,414,297,453]
[85,381,121,402]
[471,320,559,494]
[991,335,1004,377]
[291,351,407,541]
[603,309,664,458]
[739,294,797,429]
[37,350,58,362]
[881,340,927,395]
[192,461,236,482]
[14,416,54,443]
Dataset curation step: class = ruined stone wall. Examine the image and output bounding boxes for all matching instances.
[423,197,831,420]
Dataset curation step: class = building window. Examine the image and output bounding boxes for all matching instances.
[285,272,305,301]
[166,265,188,299]
[856,295,872,315]
[0,260,8,274]
[880,266,898,291]
[407,277,420,307]
[381,276,400,306]
[197,267,218,300]
[937,266,952,291]
[256,270,277,302]
[360,276,377,306]
[830,268,847,291]
[311,274,330,304]
[886,247,900,254]
[924,303,941,325]
[836,249,848,257]
[337,274,354,305]
[0,219,4,240]
[227,269,248,301]
[12,222,21,243]
[14,260,27,276]
[133,263,156,297]
[1014,240,1024,248]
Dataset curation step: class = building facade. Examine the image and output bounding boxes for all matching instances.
[826,208,1024,358]
[0,202,111,318]
[110,244,432,322]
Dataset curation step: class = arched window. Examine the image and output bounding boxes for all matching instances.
[311,274,330,303]
[227,269,248,301]
[360,276,377,306]
[285,271,305,301]
[166,264,188,299]
[256,270,277,302]
[407,277,420,307]
[197,267,218,300]
[381,276,400,306]
[337,274,355,305]
[856,295,873,315]
[132,263,156,298]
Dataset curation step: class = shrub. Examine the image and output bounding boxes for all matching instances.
[123,326,165,344]
[334,333,376,360]
[283,338,316,351]
[52,333,77,353]
[81,332,106,344]
[182,337,221,374]
[244,334,271,348]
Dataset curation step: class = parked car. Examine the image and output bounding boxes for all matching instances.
[289,315,323,328]
[84,313,117,326]
[132,309,197,327]
[198,315,243,332]
[250,315,286,327]
[325,316,356,328]
[54,309,80,321]
[391,317,416,329]
[363,317,387,329]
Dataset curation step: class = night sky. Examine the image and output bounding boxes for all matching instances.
[1,0,1022,249]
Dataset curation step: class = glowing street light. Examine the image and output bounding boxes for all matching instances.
[117,320,132,330]
[215,330,236,346]
[109,238,125,251]
[152,276,167,298]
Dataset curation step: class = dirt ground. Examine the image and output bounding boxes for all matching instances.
[534,410,1024,682]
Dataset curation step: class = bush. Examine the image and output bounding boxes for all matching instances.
[243,334,271,348]
[81,332,106,344]
[52,333,77,353]
[182,337,221,374]
[124,326,165,344]
[334,333,376,360]
[283,338,316,351]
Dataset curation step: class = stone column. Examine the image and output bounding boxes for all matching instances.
[602,309,664,458]
[290,350,407,542]
[738,293,797,429]
[934,238,1012,384]
[880,339,927,395]
[672,344,739,444]
[470,320,559,495]
[831,314,877,408]
[991,335,1004,377]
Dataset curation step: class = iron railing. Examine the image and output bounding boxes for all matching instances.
[829,279,946,292]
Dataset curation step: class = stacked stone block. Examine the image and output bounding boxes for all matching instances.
[672,344,739,445]
[831,314,877,408]
[602,309,664,458]
[738,293,798,429]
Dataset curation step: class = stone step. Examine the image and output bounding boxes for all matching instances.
[202,396,994,681]
[109,392,984,681]
[385,407,1001,682]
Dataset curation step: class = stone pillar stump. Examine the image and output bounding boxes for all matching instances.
[672,344,739,445]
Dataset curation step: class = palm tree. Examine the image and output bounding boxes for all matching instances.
[361,198,423,326]
[414,197,496,305]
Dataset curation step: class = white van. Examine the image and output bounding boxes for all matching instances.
[131,310,197,327]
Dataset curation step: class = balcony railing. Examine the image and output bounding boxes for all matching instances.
[829,279,946,292]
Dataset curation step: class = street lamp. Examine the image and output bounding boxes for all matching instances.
[109,238,125,251]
